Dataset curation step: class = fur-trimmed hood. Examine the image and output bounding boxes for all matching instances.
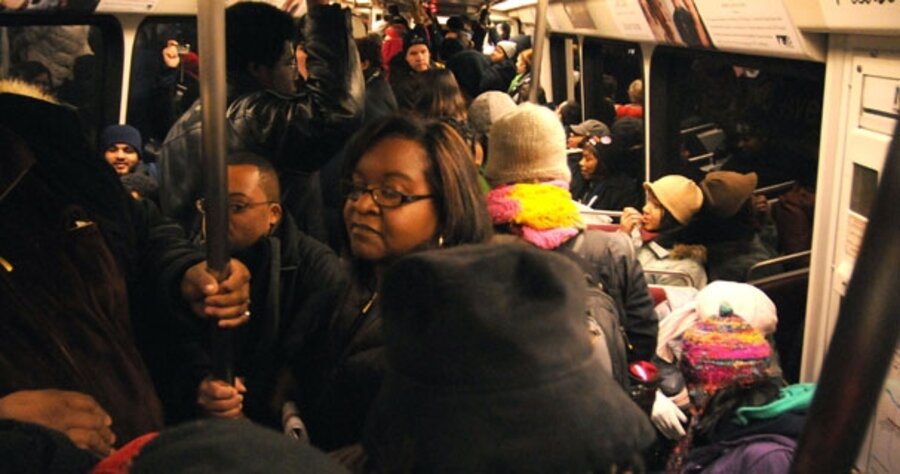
[670,243,707,263]
[0,78,59,104]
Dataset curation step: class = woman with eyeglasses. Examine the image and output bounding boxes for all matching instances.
[297,114,493,457]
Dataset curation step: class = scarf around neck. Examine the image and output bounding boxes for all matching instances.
[485,181,584,249]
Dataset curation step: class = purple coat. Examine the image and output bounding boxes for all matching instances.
[682,433,796,474]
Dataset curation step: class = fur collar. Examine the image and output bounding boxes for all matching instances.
[0,79,59,104]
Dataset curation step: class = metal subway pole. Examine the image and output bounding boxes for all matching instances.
[197,0,234,384]
[528,0,549,104]
[791,122,900,473]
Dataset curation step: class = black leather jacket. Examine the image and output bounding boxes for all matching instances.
[159,3,364,238]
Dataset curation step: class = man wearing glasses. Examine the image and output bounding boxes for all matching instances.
[191,152,347,430]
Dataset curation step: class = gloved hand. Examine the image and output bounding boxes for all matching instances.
[652,389,687,440]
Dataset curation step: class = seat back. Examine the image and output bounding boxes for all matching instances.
[750,267,810,383]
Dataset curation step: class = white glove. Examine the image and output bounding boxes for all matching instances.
[651,389,687,440]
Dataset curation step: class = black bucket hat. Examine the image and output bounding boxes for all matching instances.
[364,242,655,472]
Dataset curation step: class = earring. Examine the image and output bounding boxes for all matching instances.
[437,235,445,248]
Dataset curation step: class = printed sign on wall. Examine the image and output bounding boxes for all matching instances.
[691,0,803,55]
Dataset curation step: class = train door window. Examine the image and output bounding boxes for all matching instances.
[0,17,122,144]
[649,46,824,191]
[549,33,579,109]
[649,46,824,265]
[577,37,644,188]
[126,16,197,152]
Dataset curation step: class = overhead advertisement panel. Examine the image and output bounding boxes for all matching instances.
[95,0,155,12]
[602,0,815,59]
[608,0,658,42]
[690,0,804,56]
[817,0,900,34]
[2,0,101,12]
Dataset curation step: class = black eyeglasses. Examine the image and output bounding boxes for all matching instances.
[341,181,433,209]
[195,198,276,215]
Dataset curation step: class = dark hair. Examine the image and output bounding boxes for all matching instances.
[645,186,688,246]
[11,60,52,85]
[293,15,307,50]
[438,38,465,62]
[656,209,681,235]
[559,101,582,127]
[497,22,511,40]
[226,2,295,71]
[341,115,493,250]
[446,16,465,31]
[415,69,468,122]
[227,151,281,202]
[581,135,629,177]
[389,15,409,28]
[601,74,617,99]
[355,34,384,70]
[693,378,781,445]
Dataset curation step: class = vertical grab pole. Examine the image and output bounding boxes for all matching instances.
[791,123,900,472]
[197,0,234,384]
[528,0,550,104]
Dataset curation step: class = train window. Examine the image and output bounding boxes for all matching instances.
[648,46,824,274]
[126,16,197,152]
[649,46,824,190]
[567,37,645,188]
[0,17,122,144]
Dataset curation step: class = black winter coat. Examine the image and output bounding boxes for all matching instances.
[300,276,383,451]
[0,89,205,444]
[162,214,349,428]
[577,174,644,212]
[159,3,364,241]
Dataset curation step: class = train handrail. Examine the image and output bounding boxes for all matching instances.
[679,122,717,136]
[791,121,900,473]
[755,180,797,196]
[580,209,623,218]
[745,250,812,281]
[687,151,715,163]
[747,266,809,287]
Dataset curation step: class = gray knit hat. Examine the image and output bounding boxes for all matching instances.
[468,91,516,136]
[485,103,570,185]
[495,40,517,60]
[570,119,610,138]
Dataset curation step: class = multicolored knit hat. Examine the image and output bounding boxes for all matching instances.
[681,304,771,405]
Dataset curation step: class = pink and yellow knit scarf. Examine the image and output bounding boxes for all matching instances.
[485,181,585,249]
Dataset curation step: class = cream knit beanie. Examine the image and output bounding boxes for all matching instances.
[485,103,570,185]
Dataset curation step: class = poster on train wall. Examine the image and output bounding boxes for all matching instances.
[607,0,658,42]
[95,0,156,12]
[2,0,102,12]
[691,0,803,55]
[817,0,900,33]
